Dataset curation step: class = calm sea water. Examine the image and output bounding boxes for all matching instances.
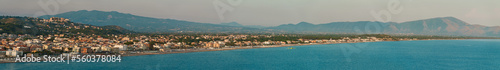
[2,39,500,70]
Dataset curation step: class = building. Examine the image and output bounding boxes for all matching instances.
[111,48,120,54]
[159,48,171,52]
[101,47,112,52]
[71,47,80,54]
[113,45,127,51]
[14,47,30,52]
[81,47,90,54]
[43,45,52,50]
[91,47,101,52]
[6,50,22,57]
[30,47,43,53]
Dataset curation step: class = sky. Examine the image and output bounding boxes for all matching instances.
[0,0,499,26]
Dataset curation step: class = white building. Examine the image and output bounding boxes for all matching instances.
[263,41,271,45]
[114,45,128,51]
[101,47,112,52]
[71,47,80,54]
[90,47,101,52]
[6,50,22,57]
[153,45,161,49]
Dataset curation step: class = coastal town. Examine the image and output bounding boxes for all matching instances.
[0,16,488,63]
[3,1,500,69]
[0,31,408,63]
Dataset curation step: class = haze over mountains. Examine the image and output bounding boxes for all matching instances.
[39,10,270,33]
[39,10,500,37]
[270,17,500,36]
[220,22,267,29]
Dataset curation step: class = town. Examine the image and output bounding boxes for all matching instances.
[0,16,487,63]
[0,32,406,62]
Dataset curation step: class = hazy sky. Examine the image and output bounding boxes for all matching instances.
[1,0,499,26]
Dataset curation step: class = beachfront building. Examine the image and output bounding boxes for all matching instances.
[114,45,127,51]
[6,50,22,57]
[71,47,80,54]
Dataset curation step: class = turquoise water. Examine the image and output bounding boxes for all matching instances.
[2,39,500,70]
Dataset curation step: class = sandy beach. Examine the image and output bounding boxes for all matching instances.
[121,43,322,57]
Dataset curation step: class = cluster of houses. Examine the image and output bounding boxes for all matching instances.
[0,31,396,58]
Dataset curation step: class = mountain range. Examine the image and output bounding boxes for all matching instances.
[38,10,500,37]
[39,10,271,33]
[220,22,268,28]
[268,17,500,36]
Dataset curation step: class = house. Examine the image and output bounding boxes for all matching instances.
[101,47,112,52]
[14,47,30,52]
[43,45,52,50]
[113,45,127,51]
[153,45,161,49]
[111,47,120,54]
[81,47,91,54]
[90,47,101,52]
[71,47,80,54]
[6,50,22,57]
[31,47,43,53]
[159,48,171,52]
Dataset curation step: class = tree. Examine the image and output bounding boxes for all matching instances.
[225,42,236,46]
[124,42,134,45]
[40,49,53,55]
[52,49,63,54]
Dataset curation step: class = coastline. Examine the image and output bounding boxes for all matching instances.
[0,40,356,63]
[122,43,319,57]
[0,39,476,64]
[101,39,407,57]
[121,39,473,57]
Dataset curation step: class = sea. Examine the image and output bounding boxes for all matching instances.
[2,39,500,70]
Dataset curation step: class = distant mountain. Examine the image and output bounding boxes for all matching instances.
[0,16,132,35]
[37,10,500,37]
[393,17,500,36]
[244,25,268,29]
[268,21,387,33]
[268,17,500,37]
[219,22,267,29]
[39,10,270,33]
[220,22,243,27]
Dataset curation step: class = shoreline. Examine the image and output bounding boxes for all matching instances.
[121,43,322,57]
[0,39,485,64]
[0,40,361,63]
[122,38,476,57]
